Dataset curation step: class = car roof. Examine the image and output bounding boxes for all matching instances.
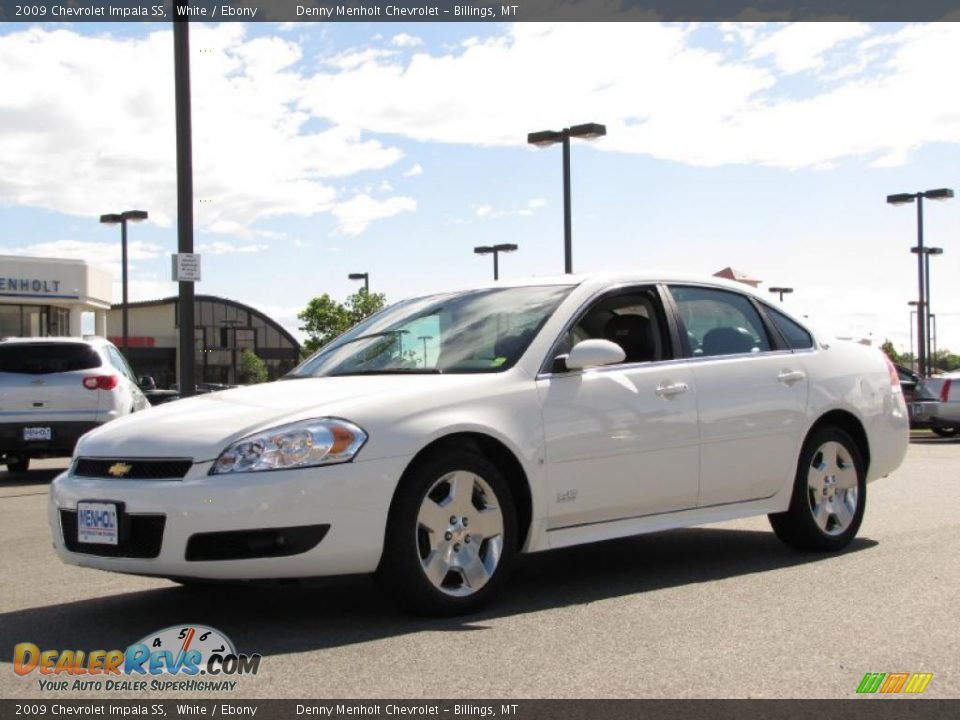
[419,272,771,300]
[0,336,110,346]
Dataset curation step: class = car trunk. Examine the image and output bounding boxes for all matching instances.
[0,343,103,422]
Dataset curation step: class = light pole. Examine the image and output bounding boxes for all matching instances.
[174,17,196,397]
[887,188,953,376]
[908,300,919,371]
[418,335,432,367]
[99,210,148,356]
[348,272,369,293]
[473,243,518,280]
[527,123,606,274]
[930,313,938,371]
[768,286,793,303]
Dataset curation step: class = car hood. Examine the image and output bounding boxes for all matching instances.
[75,374,503,461]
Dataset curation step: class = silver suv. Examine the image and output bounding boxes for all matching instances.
[0,337,149,472]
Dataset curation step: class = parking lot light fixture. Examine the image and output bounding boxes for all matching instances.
[768,287,793,303]
[527,123,607,274]
[887,188,953,377]
[100,210,149,356]
[474,243,518,281]
[348,272,369,293]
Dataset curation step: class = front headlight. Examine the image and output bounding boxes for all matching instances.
[210,418,367,474]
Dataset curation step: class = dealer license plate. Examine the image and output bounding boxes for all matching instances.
[77,502,119,545]
[22,426,52,441]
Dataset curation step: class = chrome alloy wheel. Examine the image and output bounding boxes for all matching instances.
[416,470,505,597]
[807,441,859,536]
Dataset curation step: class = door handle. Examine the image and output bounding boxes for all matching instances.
[777,370,806,385]
[656,381,689,398]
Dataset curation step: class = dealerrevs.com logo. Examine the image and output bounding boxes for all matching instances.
[856,672,933,695]
[14,624,261,692]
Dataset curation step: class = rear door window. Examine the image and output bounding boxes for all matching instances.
[0,343,103,374]
[669,285,771,357]
[764,306,814,350]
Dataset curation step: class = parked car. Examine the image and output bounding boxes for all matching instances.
[1,337,150,473]
[913,373,960,438]
[896,364,944,430]
[49,275,909,614]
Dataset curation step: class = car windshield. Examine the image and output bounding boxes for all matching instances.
[288,285,573,377]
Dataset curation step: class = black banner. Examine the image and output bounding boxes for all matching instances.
[1,0,959,22]
[2,700,960,720]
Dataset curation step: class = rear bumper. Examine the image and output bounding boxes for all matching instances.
[0,421,101,458]
[907,401,953,430]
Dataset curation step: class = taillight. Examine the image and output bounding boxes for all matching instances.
[941,379,952,403]
[83,375,119,391]
[883,356,899,389]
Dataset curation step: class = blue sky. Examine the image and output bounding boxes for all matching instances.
[1,21,958,353]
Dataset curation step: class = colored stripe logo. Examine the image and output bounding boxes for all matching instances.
[857,672,933,694]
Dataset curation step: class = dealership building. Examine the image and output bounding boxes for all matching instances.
[0,255,113,338]
[1,255,300,387]
[107,296,301,388]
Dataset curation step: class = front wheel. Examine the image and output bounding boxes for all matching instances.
[931,427,958,438]
[769,427,866,552]
[377,448,517,616]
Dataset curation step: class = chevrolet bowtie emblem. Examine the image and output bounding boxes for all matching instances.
[108,462,132,477]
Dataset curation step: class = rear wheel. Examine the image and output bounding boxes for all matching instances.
[4,456,29,473]
[377,448,517,616]
[769,427,865,552]
[931,427,958,438]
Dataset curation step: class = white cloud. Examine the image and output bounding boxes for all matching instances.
[392,33,423,48]
[324,47,396,70]
[196,241,267,255]
[471,198,547,219]
[748,23,871,74]
[0,25,404,240]
[331,194,417,236]
[402,163,424,177]
[298,22,960,169]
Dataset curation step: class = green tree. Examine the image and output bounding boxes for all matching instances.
[932,349,960,373]
[298,289,387,355]
[238,349,269,384]
[880,340,908,367]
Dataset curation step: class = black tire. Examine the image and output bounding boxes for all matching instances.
[5,456,29,473]
[769,426,866,552]
[376,447,518,616]
[931,427,958,438]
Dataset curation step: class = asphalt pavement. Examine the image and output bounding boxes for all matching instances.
[1,437,958,699]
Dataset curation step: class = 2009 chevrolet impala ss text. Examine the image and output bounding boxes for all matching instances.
[49,274,908,615]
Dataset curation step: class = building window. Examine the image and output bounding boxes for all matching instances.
[0,306,21,338]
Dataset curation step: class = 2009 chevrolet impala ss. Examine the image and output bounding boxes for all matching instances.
[50,274,909,615]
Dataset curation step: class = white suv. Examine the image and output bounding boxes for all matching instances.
[0,337,149,473]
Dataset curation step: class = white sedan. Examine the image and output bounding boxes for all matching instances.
[50,275,909,615]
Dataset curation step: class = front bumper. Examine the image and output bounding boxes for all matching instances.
[49,455,408,580]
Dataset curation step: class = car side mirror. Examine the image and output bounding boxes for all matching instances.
[138,376,157,391]
[564,339,626,370]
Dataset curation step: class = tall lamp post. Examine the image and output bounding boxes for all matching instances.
[99,210,148,356]
[887,188,953,376]
[348,272,369,293]
[473,243,518,280]
[768,286,793,303]
[908,300,919,371]
[527,123,606,274]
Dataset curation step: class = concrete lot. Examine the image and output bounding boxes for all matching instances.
[1,437,958,699]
